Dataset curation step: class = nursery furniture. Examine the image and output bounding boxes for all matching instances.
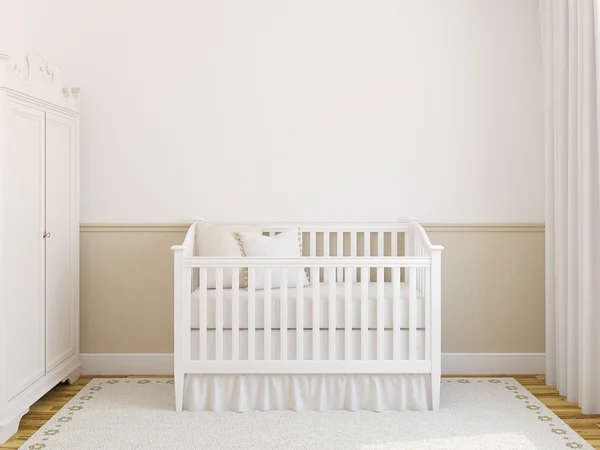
[172,219,443,412]
[0,54,80,443]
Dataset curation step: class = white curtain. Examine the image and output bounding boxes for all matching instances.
[539,0,600,414]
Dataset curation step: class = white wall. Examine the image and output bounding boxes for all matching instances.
[0,0,24,58]
[25,0,544,223]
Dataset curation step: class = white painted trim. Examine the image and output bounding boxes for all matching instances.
[183,256,433,268]
[183,360,432,374]
[441,353,546,375]
[423,224,544,233]
[80,223,190,233]
[81,353,545,376]
[81,354,174,376]
[79,223,545,233]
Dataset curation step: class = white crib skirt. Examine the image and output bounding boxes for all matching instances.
[183,373,431,412]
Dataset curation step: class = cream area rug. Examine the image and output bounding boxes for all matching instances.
[22,378,591,450]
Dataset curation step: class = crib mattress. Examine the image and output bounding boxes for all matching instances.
[191,328,426,361]
[190,282,426,330]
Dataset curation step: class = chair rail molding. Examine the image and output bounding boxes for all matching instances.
[80,223,545,233]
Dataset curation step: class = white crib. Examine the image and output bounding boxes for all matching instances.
[172,220,443,412]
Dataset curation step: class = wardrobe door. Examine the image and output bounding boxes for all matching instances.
[45,113,77,372]
[5,101,46,400]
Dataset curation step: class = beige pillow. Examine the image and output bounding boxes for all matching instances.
[195,224,259,289]
[236,227,310,290]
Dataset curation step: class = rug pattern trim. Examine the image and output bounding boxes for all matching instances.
[22,377,591,450]
[443,378,587,449]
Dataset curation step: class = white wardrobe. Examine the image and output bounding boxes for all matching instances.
[0,54,80,443]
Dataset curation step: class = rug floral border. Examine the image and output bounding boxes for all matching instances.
[25,378,175,450]
[25,378,589,450]
[443,378,588,450]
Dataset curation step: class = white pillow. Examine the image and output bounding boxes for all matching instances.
[195,223,259,289]
[237,227,310,290]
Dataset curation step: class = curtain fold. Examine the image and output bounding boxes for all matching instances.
[539,0,600,414]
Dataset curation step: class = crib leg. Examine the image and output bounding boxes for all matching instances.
[431,371,441,411]
[175,372,184,412]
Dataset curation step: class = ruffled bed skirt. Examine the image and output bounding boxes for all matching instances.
[183,373,431,412]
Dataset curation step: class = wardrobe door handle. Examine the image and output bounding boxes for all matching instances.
[43,232,51,239]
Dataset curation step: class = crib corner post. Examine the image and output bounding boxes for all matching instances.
[171,245,185,412]
[405,218,418,256]
[430,246,443,411]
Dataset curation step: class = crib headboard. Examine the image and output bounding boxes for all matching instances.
[190,218,418,258]
[187,218,436,288]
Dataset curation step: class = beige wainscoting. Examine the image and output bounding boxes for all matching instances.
[80,223,545,355]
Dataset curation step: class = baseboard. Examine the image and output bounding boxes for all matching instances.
[441,353,545,375]
[80,353,175,376]
[81,353,545,376]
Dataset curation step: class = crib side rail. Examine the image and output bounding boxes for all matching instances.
[184,256,431,268]
[179,257,435,375]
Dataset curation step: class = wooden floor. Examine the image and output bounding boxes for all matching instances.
[1,375,599,449]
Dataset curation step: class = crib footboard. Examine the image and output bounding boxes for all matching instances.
[172,222,443,411]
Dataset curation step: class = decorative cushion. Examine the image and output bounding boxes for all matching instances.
[195,223,259,289]
[236,227,310,290]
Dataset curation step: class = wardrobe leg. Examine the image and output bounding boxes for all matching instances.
[0,409,28,444]
[65,367,81,385]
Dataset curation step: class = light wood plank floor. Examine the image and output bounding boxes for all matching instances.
[1,375,599,449]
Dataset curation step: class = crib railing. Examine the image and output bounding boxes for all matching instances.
[172,220,443,411]
[190,222,417,292]
[187,258,430,365]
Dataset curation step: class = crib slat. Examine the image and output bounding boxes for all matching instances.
[329,267,336,360]
[184,267,192,363]
[377,267,384,360]
[264,268,272,361]
[350,232,357,282]
[425,268,431,361]
[232,268,240,361]
[391,231,398,257]
[199,268,208,361]
[417,241,425,293]
[377,232,384,257]
[363,233,370,283]
[281,268,288,360]
[337,233,343,281]
[344,267,352,360]
[296,268,304,361]
[420,244,425,292]
[421,245,425,292]
[323,232,330,282]
[417,243,423,293]
[248,268,256,361]
[392,267,401,360]
[312,267,320,360]
[216,268,224,361]
[192,267,198,295]
[409,267,417,360]
[360,267,368,360]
